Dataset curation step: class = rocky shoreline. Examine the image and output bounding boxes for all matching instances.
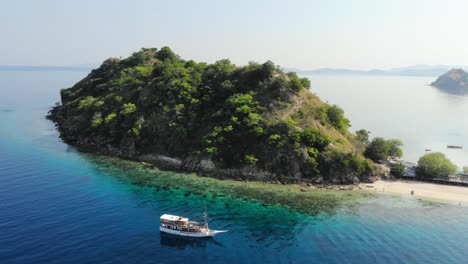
[48,107,387,186]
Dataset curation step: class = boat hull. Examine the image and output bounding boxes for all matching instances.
[160,226,225,237]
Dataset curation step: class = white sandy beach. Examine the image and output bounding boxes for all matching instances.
[359,180,468,204]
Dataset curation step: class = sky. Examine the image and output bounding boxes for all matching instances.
[2,0,468,70]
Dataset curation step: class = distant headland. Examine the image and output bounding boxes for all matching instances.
[289,65,468,77]
[431,68,468,94]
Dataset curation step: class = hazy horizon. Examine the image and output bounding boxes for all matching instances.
[3,0,468,70]
[0,63,466,71]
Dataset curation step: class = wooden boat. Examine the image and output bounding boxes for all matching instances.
[159,206,227,238]
[447,145,463,149]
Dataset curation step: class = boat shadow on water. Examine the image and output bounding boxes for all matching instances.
[159,232,225,249]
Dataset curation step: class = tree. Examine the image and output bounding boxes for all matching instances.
[416,152,458,179]
[390,162,405,177]
[364,137,403,162]
[156,46,177,61]
[463,166,468,174]
[386,139,403,160]
[355,129,369,144]
[288,73,305,92]
[261,61,276,78]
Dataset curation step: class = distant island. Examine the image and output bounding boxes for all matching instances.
[431,68,468,94]
[48,47,388,184]
[291,65,467,77]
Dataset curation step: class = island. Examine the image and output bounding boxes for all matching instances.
[431,68,468,94]
[48,47,386,184]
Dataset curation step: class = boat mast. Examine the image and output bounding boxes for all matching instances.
[203,201,209,229]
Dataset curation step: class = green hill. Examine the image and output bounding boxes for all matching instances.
[49,47,379,184]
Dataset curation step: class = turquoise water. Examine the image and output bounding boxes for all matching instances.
[0,71,467,263]
[304,74,468,167]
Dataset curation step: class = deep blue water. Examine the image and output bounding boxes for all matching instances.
[0,71,467,263]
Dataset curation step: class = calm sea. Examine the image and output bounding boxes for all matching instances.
[303,74,468,167]
[0,71,467,263]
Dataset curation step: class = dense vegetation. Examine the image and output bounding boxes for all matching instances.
[50,47,376,183]
[416,152,458,179]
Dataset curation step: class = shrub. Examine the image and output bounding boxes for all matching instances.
[105,112,117,124]
[134,66,153,77]
[268,134,281,145]
[300,128,330,150]
[326,105,350,133]
[131,117,145,135]
[91,118,103,128]
[78,96,97,110]
[289,73,304,92]
[244,154,258,165]
[94,100,105,108]
[121,103,137,115]
[204,147,218,154]
[320,149,372,177]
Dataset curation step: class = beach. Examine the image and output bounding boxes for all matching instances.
[360,180,468,204]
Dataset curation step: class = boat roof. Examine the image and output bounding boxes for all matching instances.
[160,214,189,221]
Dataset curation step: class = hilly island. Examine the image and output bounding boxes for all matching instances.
[48,47,385,184]
[431,68,468,94]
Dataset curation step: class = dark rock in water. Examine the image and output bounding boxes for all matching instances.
[431,68,468,94]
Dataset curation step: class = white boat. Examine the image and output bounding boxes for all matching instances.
[159,206,227,238]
